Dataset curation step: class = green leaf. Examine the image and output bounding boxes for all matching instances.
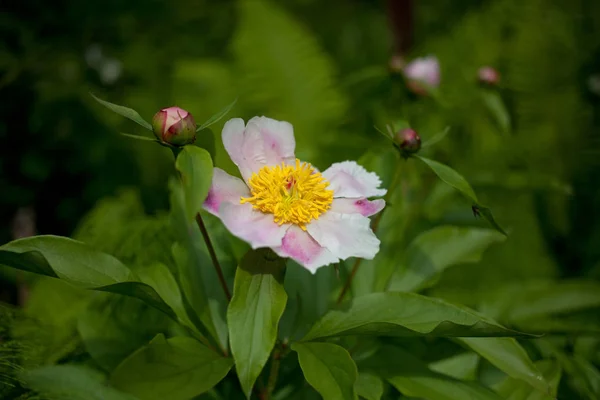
[429,353,480,381]
[91,93,152,130]
[457,337,549,394]
[481,90,511,135]
[415,156,506,235]
[292,342,358,400]
[227,249,288,398]
[120,132,159,142]
[388,226,505,292]
[196,98,238,132]
[0,235,178,320]
[355,372,384,400]
[21,364,136,400]
[175,146,214,221]
[493,360,561,400]
[111,335,233,400]
[301,292,530,341]
[368,346,503,400]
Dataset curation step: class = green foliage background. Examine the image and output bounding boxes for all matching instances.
[1,0,600,399]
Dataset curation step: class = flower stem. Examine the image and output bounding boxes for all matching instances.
[336,159,405,304]
[265,348,282,399]
[195,213,232,301]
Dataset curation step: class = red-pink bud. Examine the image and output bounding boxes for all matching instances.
[478,66,500,86]
[394,128,421,155]
[152,106,196,146]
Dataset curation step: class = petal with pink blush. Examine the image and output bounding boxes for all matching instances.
[219,202,290,249]
[203,168,250,217]
[246,116,296,166]
[323,161,387,199]
[306,212,380,261]
[329,198,385,217]
[272,226,339,273]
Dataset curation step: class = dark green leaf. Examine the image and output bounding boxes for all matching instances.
[120,132,159,142]
[493,360,561,400]
[429,353,479,381]
[21,364,136,400]
[111,335,233,400]
[355,372,384,400]
[175,145,214,220]
[457,338,548,394]
[301,292,530,341]
[292,342,358,400]
[227,249,288,398]
[388,226,505,292]
[196,98,238,132]
[91,93,152,130]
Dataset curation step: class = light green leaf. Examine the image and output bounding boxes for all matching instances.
[91,93,152,130]
[111,335,233,400]
[227,249,288,398]
[0,235,178,320]
[120,132,158,142]
[429,353,479,381]
[481,90,511,135]
[415,156,506,235]
[355,372,384,400]
[293,342,358,400]
[493,360,561,400]
[196,98,238,132]
[457,337,548,394]
[21,364,136,400]
[388,226,505,292]
[175,145,214,221]
[363,345,503,400]
[301,292,530,341]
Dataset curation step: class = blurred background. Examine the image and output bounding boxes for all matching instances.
[1,0,600,396]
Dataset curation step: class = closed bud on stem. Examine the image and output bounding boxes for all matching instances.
[394,128,421,156]
[478,66,500,87]
[152,106,196,146]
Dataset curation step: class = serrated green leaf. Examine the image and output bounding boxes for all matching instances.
[301,292,530,341]
[293,342,358,400]
[91,93,152,130]
[111,335,233,400]
[175,145,213,221]
[457,337,549,394]
[388,226,505,292]
[227,249,287,398]
[196,98,238,132]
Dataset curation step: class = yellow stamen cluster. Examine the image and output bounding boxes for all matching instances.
[241,159,334,230]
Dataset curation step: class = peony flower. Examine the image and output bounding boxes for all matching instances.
[403,55,440,95]
[152,106,196,146]
[204,117,386,273]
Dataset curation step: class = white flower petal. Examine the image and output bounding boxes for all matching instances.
[246,116,296,166]
[203,168,250,217]
[219,202,290,249]
[323,161,387,199]
[306,212,380,260]
[272,225,339,274]
[329,198,385,217]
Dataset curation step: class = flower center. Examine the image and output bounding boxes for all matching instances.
[240,159,334,230]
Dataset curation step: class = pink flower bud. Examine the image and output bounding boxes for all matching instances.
[152,106,196,146]
[478,66,500,86]
[394,128,421,156]
[403,56,440,95]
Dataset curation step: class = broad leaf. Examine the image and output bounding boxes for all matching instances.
[293,342,358,400]
[388,226,505,292]
[355,372,384,400]
[301,292,529,341]
[227,249,288,398]
[493,360,561,400]
[415,156,506,235]
[363,345,503,400]
[196,98,238,131]
[429,353,479,380]
[21,364,136,400]
[175,145,214,221]
[0,236,177,320]
[111,335,233,400]
[91,93,152,130]
[457,337,549,394]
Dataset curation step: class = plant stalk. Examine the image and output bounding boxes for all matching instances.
[195,213,232,301]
